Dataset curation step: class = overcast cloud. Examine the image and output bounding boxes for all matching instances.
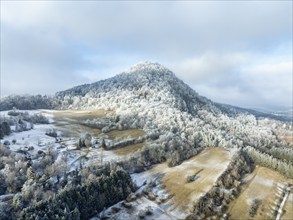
[1,1,292,109]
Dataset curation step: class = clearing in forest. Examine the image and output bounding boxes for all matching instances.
[52,109,145,141]
[107,129,145,140]
[132,147,234,219]
[112,143,145,155]
[51,110,146,162]
[228,166,293,220]
[51,109,114,121]
[50,110,111,137]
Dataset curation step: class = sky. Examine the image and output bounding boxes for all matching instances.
[1,1,292,110]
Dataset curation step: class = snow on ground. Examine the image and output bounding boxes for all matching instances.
[94,148,234,220]
[0,109,53,118]
[1,110,237,219]
[0,194,14,202]
[4,123,56,151]
[1,110,138,173]
[91,192,177,220]
[40,110,55,123]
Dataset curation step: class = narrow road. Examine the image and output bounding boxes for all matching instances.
[275,185,292,220]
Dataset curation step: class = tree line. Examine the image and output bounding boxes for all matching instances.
[244,146,293,178]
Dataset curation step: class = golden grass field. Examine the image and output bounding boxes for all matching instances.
[51,109,114,120]
[49,110,109,138]
[107,129,145,140]
[141,148,234,217]
[228,166,293,220]
[51,109,144,140]
[112,143,145,155]
[51,109,145,156]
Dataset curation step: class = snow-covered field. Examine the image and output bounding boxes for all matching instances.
[4,123,59,153]
[0,109,145,171]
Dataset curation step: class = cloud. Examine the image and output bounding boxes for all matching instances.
[168,52,248,82]
[1,24,92,96]
[2,1,291,54]
[243,60,292,108]
[169,50,292,109]
[1,1,292,109]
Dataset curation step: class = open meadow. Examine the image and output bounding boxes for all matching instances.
[119,147,236,219]
[228,166,293,220]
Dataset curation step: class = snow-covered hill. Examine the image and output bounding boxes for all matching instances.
[56,62,215,114]
[0,62,291,153]
[53,62,291,153]
[0,62,292,220]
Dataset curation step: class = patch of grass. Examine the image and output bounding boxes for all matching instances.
[112,143,145,156]
[56,124,102,138]
[140,148,233,216]
[53,110,144,142]
[52,110,146,158]
[107,129,145,141]
[162,148,233,214]
[52,109,114,121]
[52,110,108,138]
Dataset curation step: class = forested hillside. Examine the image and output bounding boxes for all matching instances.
[0,62,292,219]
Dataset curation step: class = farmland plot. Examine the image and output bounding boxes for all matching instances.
[228,166,293,220]
[99,148,235,219]
[2,109,146,171]
[52,109,146,157]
